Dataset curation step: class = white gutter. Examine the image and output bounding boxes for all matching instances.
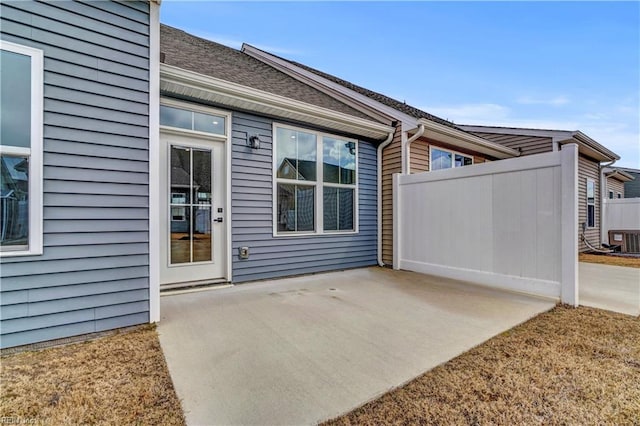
[403,124,425,174]
[377,129,395,266]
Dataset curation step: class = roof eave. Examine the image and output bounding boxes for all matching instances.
[160,64,394,141]
[414,119,519,159]
[604,169,635,182]
[556,132,619,162]
[572,131,620,162]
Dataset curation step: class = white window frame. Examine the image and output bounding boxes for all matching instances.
[0,41,43,257]
[272,123,359,237]
[608,190,614,199]
[429,145,474,171]
[617,192,622,199]
[586,178,596,229]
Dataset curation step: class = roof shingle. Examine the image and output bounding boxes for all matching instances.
[160,25,372,121]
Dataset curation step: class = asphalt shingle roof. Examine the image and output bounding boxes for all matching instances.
[274,54,462,130]
[160,25,371,121]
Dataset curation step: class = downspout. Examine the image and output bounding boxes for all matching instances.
[599,158,617,244]
[377,129,395,267]
[402,124,425,174]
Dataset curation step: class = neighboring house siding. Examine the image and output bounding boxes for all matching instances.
[0,1,150,348]
[578,154,601,251]
[381,125,402,265]
[469,132,552,156]
[231,111,377,283]
[624,171,640,198]
[410,139,429,173]
[606,178,624,198]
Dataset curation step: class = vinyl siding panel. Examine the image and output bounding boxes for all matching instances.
[469,132,553,156]
[623,171,640,198]
[0,0,150,348]
[578,154,601,251]
[231,111,377,283]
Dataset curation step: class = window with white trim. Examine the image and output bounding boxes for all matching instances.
[609,190,614,199]
[0,41,43,256]
[430,146,473,171]
[274,125,357,235]
[617,192,622,199]
[586,178,595,228]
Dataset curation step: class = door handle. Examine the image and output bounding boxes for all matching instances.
[214,217,223,223]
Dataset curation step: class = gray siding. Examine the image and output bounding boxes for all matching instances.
[624,171,640,198]
[0,0,150,348]
[469,132,553,156]
[231,112,377,283]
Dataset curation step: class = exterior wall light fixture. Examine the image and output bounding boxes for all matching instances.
[248,135,261,150]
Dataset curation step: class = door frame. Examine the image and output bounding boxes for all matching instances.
[158,98,232,286]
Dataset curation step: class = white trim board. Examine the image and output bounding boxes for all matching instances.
[148,1,161,322]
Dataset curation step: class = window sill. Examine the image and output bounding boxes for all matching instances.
[273,230,359,238]
[0,248,43,258]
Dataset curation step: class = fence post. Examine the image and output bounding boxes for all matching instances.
[393,173,401,270]
[561,144,579,306]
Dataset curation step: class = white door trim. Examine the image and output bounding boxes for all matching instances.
[158,99,232,286]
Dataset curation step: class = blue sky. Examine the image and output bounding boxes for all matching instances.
[161,1,640,167]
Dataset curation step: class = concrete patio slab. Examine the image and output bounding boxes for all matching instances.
[158,267,555,426]
[579,262,640,316]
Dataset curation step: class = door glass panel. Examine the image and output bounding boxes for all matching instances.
[192,149,211,204]
[169,145,213,264]
[170,205,191,264]
[171,146,191,204]
[193,206,212,262]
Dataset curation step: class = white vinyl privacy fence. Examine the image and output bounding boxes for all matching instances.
[394,144,579,305]
[602,198,640,232]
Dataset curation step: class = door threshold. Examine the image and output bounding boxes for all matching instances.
[161,280,232,296]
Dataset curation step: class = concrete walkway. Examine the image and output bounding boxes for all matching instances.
[579,262,640,316]
[158,267,555,426]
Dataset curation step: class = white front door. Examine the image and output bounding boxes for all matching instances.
[160,132,226,287]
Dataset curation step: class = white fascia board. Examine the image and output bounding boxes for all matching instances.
[459,125,574,140]
[415,119,519,159]
[160,64,394,140]
[572,131,619,161]
[243,44,418,127]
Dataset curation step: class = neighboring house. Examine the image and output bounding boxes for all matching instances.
[459,126,620,251]
[611,167,640,198]
[241,45,519,267]
[603,167,634,199]
[0,0,160,348]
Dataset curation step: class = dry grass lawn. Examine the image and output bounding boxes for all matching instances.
[580,252,640,268]
[2,307,638,425]
[0,326,185,425]
[324,306,640,426]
